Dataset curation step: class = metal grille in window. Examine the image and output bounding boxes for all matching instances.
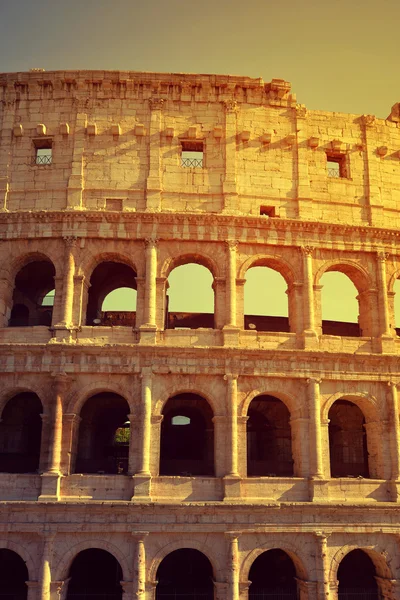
[35,151,52,165]
[328,166,340,178]
[181,156,203,168]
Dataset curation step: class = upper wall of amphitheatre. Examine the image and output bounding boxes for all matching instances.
[0,69,399,228]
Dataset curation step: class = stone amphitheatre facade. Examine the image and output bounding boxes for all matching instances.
[0,69,400,599]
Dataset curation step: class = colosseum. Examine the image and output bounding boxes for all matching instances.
[0,68,400,600]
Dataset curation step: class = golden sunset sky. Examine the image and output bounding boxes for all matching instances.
[1,0,399,323]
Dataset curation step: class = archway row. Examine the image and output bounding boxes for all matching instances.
[0,390,375,480]
[3,252,388,336]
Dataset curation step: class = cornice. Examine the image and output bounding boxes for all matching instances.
[1,210,400,250]
[1,342,400,380]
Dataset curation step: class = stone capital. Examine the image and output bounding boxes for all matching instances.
[377,250,390,263]
[222,100,238,114]
[301,245,314,257]
[148,97,165,110]
[306,377,322,385]
[226,240,239,253]
[63,235,78,249]
[144,237,158,249]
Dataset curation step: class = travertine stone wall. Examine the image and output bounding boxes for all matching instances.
[0,70,400,600]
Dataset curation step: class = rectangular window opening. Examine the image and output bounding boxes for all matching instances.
[326,154,347,178]
[181,140,204,168]
[105,198,123,211]
[33,139,53,165]
[260,206,276,217]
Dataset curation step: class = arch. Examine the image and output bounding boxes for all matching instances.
[149,539,218,583]
[74,392,131,475]
[160,393,215,476]
[330,543,393,582]
[0,540,36,581]
[66,382,132,416]
[241,389,296,420]
[314,260,371,292]
[80,251,138,280]
[239,254,297,285]
[246,395,293,477]
[8,251,58,283]
[241,542,308,583]
[0,548,29,597]
[156,548,214,600]
[65,548,123,600]
[322,392,380,424]
[328,400,369,478]
[154,384,218,418]
[54,539,130,582]
[337,549,379,596]
[85,259,138,326]
[166,262,215,330]
[161,253,221,280]
[9,257,56,327]
[0,392,43,473]
[248,549,297,598]
[244,267,290,333]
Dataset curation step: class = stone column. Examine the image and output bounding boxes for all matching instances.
[146,97,164,211]
[0,275,13,327]
[361,114,383,226]
[140,238,158,335]
[377,252,391,336]
[296,579,317,600]
[40,374,69,501]
[39,414,50,473]
[127,412,137,476]
[61,413,81,475]
[315,532,330,600]
[295,104,313,219]
[222,100,238,213]
[307,379,323,480]
[388,382,400,489]
[138,369,152,476]
[54,237,77,329]
[67,112,86,210]
[132,370,152,500]
[225,533,240,600]
[225,241,238,328]
[46,374,68,474]
[40,533,55,600]
[133,532,148,600]
[225,374,239,477]
[301,246,316,334]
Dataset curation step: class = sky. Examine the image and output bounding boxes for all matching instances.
[2,0,399,324]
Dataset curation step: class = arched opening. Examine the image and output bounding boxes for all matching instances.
[75,393,130,474]
[337,550,379,599]
[167,263,215,329]
[320,271,360,336]
[160,393,214,476]
[244,267,289,332]
[9,260,55,327]
[247,395,293,477]
[66,549,123,600]
[0,548,29,600]
[0,393,42,473]
[249,549,298,600]
[86,261,137,327]
[156,549,214,600]
[328,400,369,478]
